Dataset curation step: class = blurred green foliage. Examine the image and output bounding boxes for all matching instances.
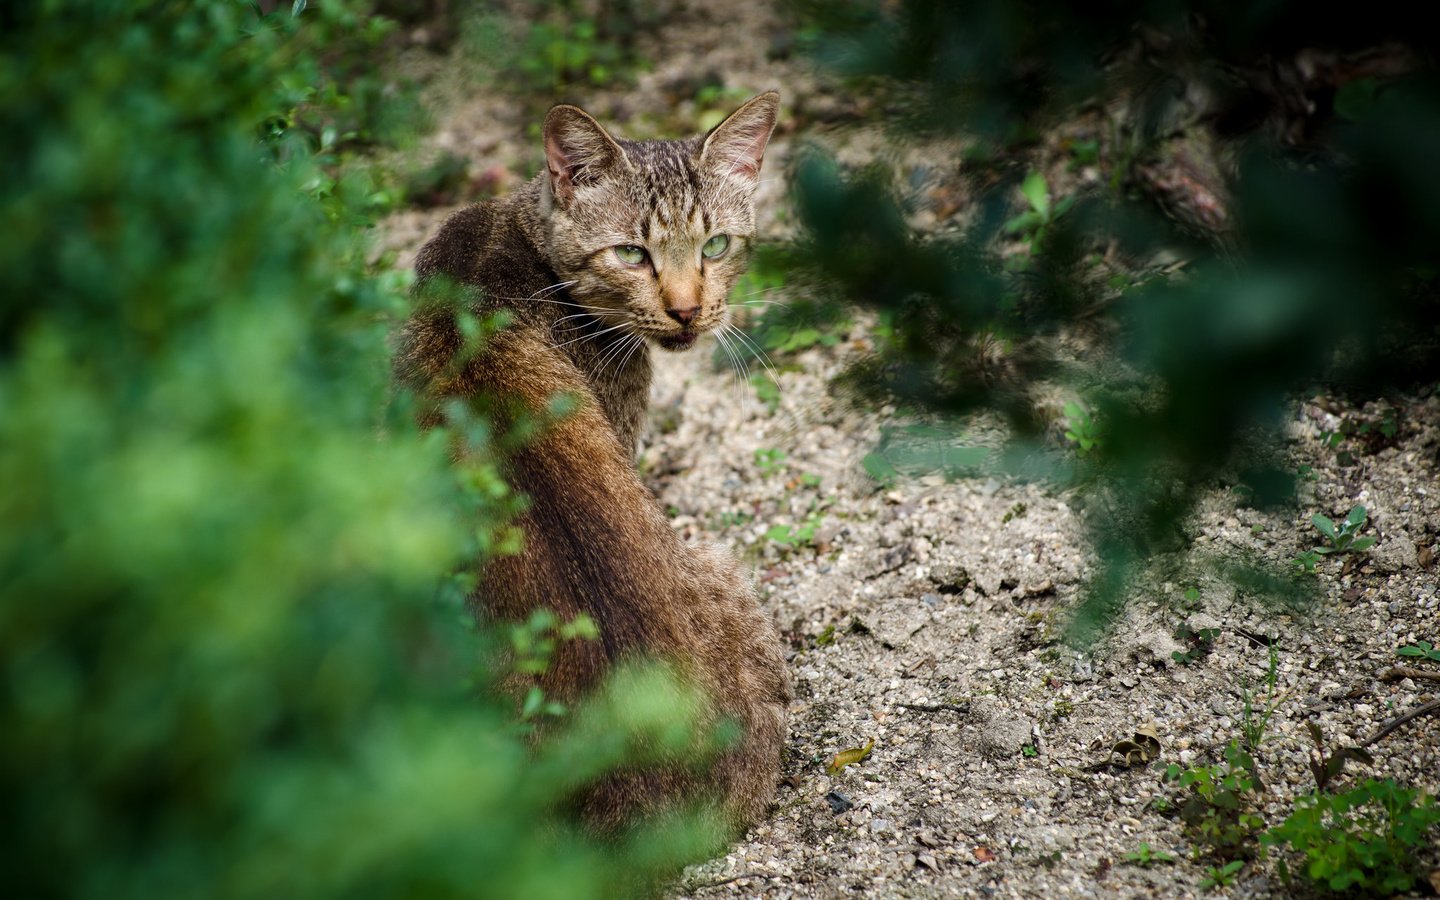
[789,0,1440,640]
[1,2,720,896]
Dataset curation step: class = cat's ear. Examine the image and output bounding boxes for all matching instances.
[699,90,780,185]
[543,104,627,206]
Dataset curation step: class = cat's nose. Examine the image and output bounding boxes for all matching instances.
[666,305,699,325]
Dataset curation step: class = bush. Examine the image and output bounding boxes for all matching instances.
[0,3,713,896]
[787,0,1440,639]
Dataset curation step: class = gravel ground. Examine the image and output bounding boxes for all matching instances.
[379,3,1440,896]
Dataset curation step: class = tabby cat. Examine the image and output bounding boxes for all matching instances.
[394,92,790,835]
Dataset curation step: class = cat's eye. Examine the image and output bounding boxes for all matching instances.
[615,245,648,266]
[701,234,730,259]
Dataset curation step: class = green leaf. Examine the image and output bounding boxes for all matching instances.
[1349,536,1376,551]
[522,685,544,718]
[1003,209,1045,234]
[862,451,898,483]
[1312,514,1337,540]
[1345,505,1368,528]
[765,524,795,544]
[1020,170,1050,217]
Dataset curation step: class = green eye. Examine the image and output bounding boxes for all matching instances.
[701,234,730,259]
[615,245,647,266]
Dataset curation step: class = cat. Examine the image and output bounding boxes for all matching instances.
[394,91,790,836]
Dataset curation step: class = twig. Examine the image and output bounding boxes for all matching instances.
[1360,699,1440,748]
[1379,666,1440,684]
[898,702,970,714]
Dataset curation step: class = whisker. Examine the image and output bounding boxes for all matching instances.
[615,333,646,378]
[711,328,748,410]
[547,320,632,352]
[725,322,781,387]
[593,330,640,378]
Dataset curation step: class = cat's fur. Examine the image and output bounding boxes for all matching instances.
[394,92,790,835]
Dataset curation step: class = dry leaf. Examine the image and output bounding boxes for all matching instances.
[973,846,996,863]
[1110,723,1163,766]
[827,738,875,775]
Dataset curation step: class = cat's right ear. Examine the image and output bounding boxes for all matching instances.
[543,105,627,207]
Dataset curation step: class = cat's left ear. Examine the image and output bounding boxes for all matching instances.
[699,90,780,185]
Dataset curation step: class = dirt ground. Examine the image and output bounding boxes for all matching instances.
[378,3,1440,896]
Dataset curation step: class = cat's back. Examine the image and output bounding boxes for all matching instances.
[413,184,551,312]
[397,184,560,393]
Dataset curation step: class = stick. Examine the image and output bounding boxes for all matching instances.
[898,702,969,714]
[1360,699,1440,748]
[1379,666,1440,684]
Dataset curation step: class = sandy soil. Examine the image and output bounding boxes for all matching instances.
[378,3,1440,896]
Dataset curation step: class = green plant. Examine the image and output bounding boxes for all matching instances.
[1292,548,1325,573]
[1172,621,1221,665]
[1310,504,1378,556]
[861,450,900,488]
[1124,842,1177,866]
[1004,170,1075,250]
[1166,742,1266,860]
[754,447,788,475]
[765,509,825,548]
[1397,640,1440,662]
[1240,643,1284,751]
[1200,860,1245,891]
[508,610,600,723]
[1265,779,1440,895]
[788,0,1440,646]
[0,4,725,896]
[1021,743,1039,758]
[1062,401,1101,457]
[751,371,782,413]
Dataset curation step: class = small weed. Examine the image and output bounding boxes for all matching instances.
[1396,640,1440,662]
[1240,643,1284,752]
[814,623,837,647]
[1302,722,1373,793]
[1123,842,1176,867]
[1265,779,1440,895]
[712,510,754,530]
[1004,170,1075,249]
[1021,743,1038,758]
[765,510,824,549]
[1311,505,1377,555]
[1062,401,1101,456]
[1051,699,1075,720]
[1292,549,1324,573]
[1200,860,1245,891]
[754,447,787,475]
[1172,621,1221,666]
[750,372,781,413]
[1166,742,1266,860]
[1068,137,1101,168]
[1002,502,1028,524]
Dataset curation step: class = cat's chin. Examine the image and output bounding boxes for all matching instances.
[655,332,698,352]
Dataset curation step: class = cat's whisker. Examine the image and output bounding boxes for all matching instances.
[614,333,646,379]
[593,331,641,379]
[552,309,615,331]
[532,280,578,298]
[547,320,633,352]
[711,328,750,410]
[724,322,781,390]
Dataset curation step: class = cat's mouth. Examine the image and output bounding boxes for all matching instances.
[657,331,698,351]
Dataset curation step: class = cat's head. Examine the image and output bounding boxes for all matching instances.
[538,91,779,352]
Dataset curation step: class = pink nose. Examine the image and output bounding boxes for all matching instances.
[667,305,698,325]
